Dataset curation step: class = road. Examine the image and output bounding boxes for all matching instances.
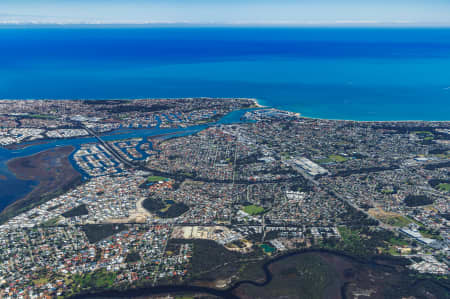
[81,122,429,233]
[81,124,138,169]
[81,122,310,186]
[286,161,388,229]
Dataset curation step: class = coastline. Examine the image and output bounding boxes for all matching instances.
[1,27,450,122]
[298,115,450,123]
[249,98,267,108]
[1,97,449,122]
[253,98,450,122]
[0,98,448,218]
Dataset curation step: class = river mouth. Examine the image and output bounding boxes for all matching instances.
[0,108,256,216]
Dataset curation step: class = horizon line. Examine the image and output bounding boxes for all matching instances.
[1,20,450,28]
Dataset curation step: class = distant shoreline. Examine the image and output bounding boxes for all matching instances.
[248,99,450,122]
[1,97,450,122]
[1,23,450,28]
[249,98,266,108]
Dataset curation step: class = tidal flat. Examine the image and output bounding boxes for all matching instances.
[1,146,82,223]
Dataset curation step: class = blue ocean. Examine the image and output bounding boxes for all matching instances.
[0,27,449,120]
[0,27,450,212]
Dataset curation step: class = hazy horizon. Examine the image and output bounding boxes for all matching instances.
[1,0,450,27]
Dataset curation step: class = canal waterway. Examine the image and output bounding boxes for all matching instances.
[0,108,255,211]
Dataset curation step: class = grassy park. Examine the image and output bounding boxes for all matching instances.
[147,176,168,182]
[329,154,349,162]
[242,204,265,215]
[437,183,450,192]
[316,154,349,163]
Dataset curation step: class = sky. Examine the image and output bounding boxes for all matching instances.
[1,0,450,26]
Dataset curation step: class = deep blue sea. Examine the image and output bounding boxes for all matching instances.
[0,27,449,120]
[0,27,449,213]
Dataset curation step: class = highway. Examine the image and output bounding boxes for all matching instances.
[81,124,138,170]
[81,122,419,232]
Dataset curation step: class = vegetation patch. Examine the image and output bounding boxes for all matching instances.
[321,226,410,259]
[437,183,450,192]
[147,175,168,182]
[143,198,189,218]
[413,131,434,140]
[375,184,397,195]
[428,179,450,192]
[424,161,450,170]
[418,227,443,240]
[125,251,141,263]
[315,157,333,164]
[168,239,262,282]
[46,203,64,211]
[71,268,116,291]
[329,154,349,162]
[381,215,412,227]
[404,195,433,207]
[237,253,335,299]
[82,224,127,243]
[340,207,379,226]
[242,204,265,215]
[190,239,244,274]
[171,239,242,277]
[382,189,395,194]
[316,155,349,164]
[333,165,398,177]
[142,197,166,212]
[159,202,189,218]
[41,217,61,227]
[26,114,57,119]
[62,204,89,218]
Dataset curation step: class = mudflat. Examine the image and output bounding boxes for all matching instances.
[1,146,82,223]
